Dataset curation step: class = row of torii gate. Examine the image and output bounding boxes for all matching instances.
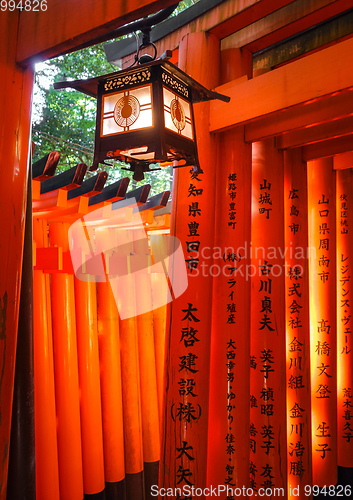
[8,149,172,500]
[3,6,353,500]
[7,142,353,500]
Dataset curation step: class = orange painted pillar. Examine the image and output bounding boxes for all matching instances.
[134,235,160,497]
[150,236,169,424]
[74,277,105,495]
[97,279,126,494]
[336,168,353,468]
[33,218,60,500]
[250,139,287,495]
[119,266,144,499]
[159,31,220,493]
[284,150,312,496]
[152,300,167,423]
[0,11,33,498]
[49,222,84,500]
[307,158,337,486]
[207,47,252,496]
[207,125,251,495]
[135,272,160,493]
[100,221,144,499]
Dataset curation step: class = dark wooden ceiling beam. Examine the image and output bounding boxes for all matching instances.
[302,134,353,161]
[276,115,353,150]
[245,90,353,142]
[243,0,353,53]
[16,0,178,66]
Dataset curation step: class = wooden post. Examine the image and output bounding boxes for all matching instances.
[307,158,337,486]
[250,139,287,495]
[206,46,252,495]
[207,125,251,495]
[284,150,312,496]
[134,233,160,499]
[336,168,353,468]
[7,170,36,500]
[33,218,60,500]
[97,277,126,499]
[49,222,84,500]
[152,301,167,425]
[106,224,144,500]
[160,31,220,493]
[119,272,144,500]
[0,11,34,498]
[74,277,105,496]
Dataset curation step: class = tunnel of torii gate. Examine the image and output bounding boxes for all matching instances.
[1,0,353,499]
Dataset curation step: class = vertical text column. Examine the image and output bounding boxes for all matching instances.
[335,168,353,468]
[307,158,337,486]
[207,126,251,497]
[160,32,220,496]
[250,139,287,496]
[284,150,312,496]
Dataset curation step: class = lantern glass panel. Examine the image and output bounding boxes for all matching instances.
[163,87,193,140]
[101,84,153,137]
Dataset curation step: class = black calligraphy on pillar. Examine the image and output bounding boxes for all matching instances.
[222,172,239,495]
[176,166,205,492]
[313,192,333,462]
[185,168,204,273]
[258,179,272,219]
[286,184,307,477]
[339,190,352,446]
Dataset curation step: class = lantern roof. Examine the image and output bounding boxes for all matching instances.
[53,58,230,104]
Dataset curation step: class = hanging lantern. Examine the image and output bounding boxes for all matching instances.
[54,56,229,181]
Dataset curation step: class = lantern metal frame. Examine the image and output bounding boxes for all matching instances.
[54,54,229,181]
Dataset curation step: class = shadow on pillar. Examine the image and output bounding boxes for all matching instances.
[6,167,35,499]
[337,465,353,486]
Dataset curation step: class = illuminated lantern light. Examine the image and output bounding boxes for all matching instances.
[54,58,229,181]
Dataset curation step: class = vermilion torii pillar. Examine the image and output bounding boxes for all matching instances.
[0,11,33,500]
[207,48,252,495]
[284,150,312,496]
[160,31,220,494]
[307,158,337,486]
[336,168,353,468]
[250,139,287,495]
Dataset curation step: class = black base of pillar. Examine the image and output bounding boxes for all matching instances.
[105,479,126,500]
[126,471,144,500]
[144,461,159,500]
[338,465,353,486]
[317,466,353,499]
[84,489,106,500]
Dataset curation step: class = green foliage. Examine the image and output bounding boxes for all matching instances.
[32,0,199,194]
[172,0,197,15]
[32,43,115,170]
